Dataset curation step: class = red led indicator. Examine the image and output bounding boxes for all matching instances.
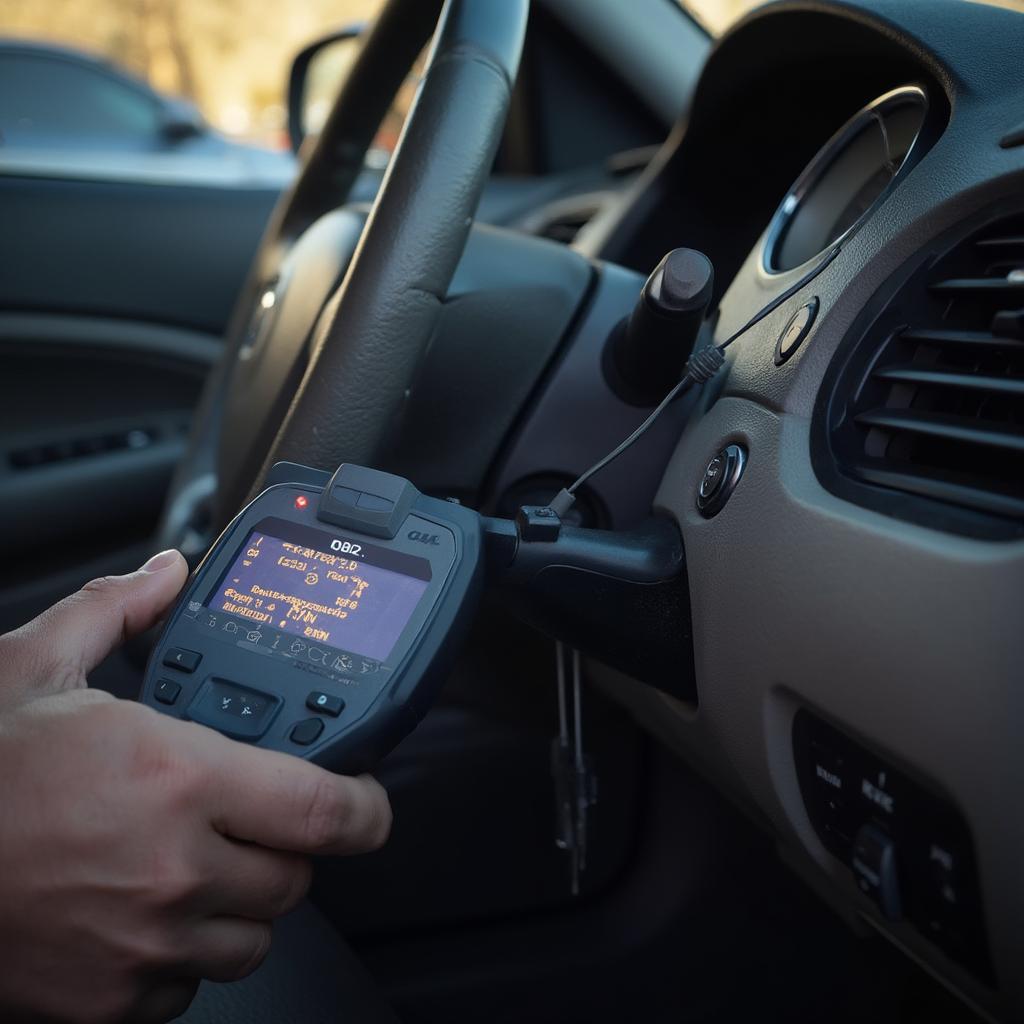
[294,495,309,510]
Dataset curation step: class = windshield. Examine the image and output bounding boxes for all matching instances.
[0,0,387,151]
[679,0,769,34]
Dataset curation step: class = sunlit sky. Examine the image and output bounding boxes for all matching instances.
[0,0,761,146]
[0,0,383,146]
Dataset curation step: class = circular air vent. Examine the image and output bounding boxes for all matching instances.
[814,206,1024,539]
[764,86,929,274]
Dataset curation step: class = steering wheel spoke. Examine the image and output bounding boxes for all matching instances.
[159,0,528,546]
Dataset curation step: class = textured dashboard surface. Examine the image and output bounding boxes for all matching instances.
[585,2,1024,1020]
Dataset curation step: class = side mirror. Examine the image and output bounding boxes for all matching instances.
[160,97,206,143]
[287,25,366,153]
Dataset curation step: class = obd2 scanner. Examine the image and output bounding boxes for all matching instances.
[140,463,483,775]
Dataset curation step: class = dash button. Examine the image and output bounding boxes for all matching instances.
[774,297,819,365]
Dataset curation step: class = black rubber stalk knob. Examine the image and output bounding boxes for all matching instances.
[606,248,714,406]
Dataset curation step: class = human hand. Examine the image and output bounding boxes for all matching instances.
[0,552,392,1023]
[0,549,190,709]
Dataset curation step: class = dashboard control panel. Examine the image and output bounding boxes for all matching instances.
[793,710,993,985]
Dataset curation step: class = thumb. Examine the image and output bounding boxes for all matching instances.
[1,550,189,697]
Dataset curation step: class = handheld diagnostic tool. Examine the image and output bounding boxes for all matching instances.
[140,463,483,774]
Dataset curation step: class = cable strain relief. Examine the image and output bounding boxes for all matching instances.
[684,346,725,384]
[548,488,576,518]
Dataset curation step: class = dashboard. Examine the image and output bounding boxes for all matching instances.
[571,1,1024,1020]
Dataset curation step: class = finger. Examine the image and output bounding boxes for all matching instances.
[195,735,392,856]
[194,839,312,920]
[126,979,200,1024]
[180,917,273,982]
[0,549,188,692]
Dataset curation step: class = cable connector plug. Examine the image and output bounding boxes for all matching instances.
[516,504,563,542]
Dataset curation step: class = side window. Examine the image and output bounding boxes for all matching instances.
[0,54,161,148]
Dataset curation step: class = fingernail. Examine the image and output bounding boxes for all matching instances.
[141,549,180,573]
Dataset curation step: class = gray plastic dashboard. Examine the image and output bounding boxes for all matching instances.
[563,1,1024,1019]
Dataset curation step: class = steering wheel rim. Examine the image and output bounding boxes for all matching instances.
[160,0,528,549]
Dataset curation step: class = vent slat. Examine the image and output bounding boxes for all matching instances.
[827,210,1024,535]
[872,365,1024,396]
[991,309,1024,339]
[975,236,1024,248]
[900,328,1024,351]
[930,277,1024,298]
[855,409,1024,454]
[854,465,1024,519]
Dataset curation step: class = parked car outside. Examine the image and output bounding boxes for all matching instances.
[0,38,295,187]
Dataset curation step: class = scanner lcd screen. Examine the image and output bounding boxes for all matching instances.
[206,521,431,663]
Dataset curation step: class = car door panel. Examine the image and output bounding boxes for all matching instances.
[0,318,216,633]
[0,175,278,331]
[0,162,282,626]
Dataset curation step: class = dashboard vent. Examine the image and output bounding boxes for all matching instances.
[820,209,1024,538]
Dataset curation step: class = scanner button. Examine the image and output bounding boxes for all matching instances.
[163,648,202,673]
[154,679,181,705]
[188,680,278,741]
[306,691,343,717]
[356,492,394,512]
[290,718,325,746]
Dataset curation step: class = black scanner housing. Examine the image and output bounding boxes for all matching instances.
[139,464,484,774]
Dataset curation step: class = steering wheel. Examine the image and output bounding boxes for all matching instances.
[159,0,529,552]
